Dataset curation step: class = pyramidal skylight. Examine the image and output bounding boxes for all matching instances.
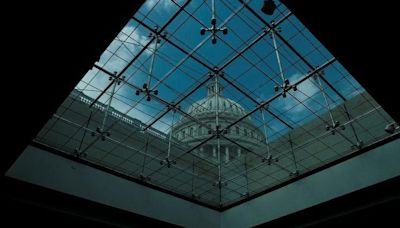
[34,0,396,209]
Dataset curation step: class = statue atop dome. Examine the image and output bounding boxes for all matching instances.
[207,77,224,96]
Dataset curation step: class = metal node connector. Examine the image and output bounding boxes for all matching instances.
[199,0,228,44]
[160,157,176,168]
[135,83,159,101]
[91,127,110,141]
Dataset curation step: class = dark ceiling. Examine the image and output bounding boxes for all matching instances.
[2,1,145,174]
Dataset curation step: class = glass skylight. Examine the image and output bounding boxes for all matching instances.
[34,0,396,209]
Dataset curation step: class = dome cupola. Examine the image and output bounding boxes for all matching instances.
[187,78,247,117]
[172,75,266,164]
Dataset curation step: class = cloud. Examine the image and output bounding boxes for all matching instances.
[75,68,173,133]
[143,0,186,12]
[105,28,152,69]
[274,73,321,119]
[72,14,178,133]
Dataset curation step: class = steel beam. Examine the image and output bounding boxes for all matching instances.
[132,16,214,72]
[90,0,192,108]
[238,0,346,101]
[225,58,336,130]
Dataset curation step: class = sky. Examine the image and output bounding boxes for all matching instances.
[74,0,364,139]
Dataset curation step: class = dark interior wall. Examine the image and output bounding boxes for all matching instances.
[2,1,145,174]
[1,176,179,227]
[1,2,178,226]
[256,175,400,228]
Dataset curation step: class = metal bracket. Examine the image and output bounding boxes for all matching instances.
[262,154,279,165]
[135,83,159,101]
[148,26,168,43]
[192,193,200,199]
[200,23,227,44]
[351,140,364,150]
[73,148,87,158]
[274,78,297,98]
[241,192,250,197]
[385,122,399,134]
[289,170,300,176]
[167,102,181,112]
[91,127,111,141]
[139,174,151,182]
[208,66,225,77]
[325,120,346,135]
[208,125,227,138]
[200,0,228,44]
[109,74,125,85]
[212,180,228,187]
[160,157,177,168]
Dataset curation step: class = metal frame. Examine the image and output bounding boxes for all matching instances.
[32,0,398,209]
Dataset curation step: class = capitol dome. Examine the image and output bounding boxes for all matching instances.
[172,77,266,164]
[187,96,247,117]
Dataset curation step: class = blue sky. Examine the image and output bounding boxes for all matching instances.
[75,0,364,140]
